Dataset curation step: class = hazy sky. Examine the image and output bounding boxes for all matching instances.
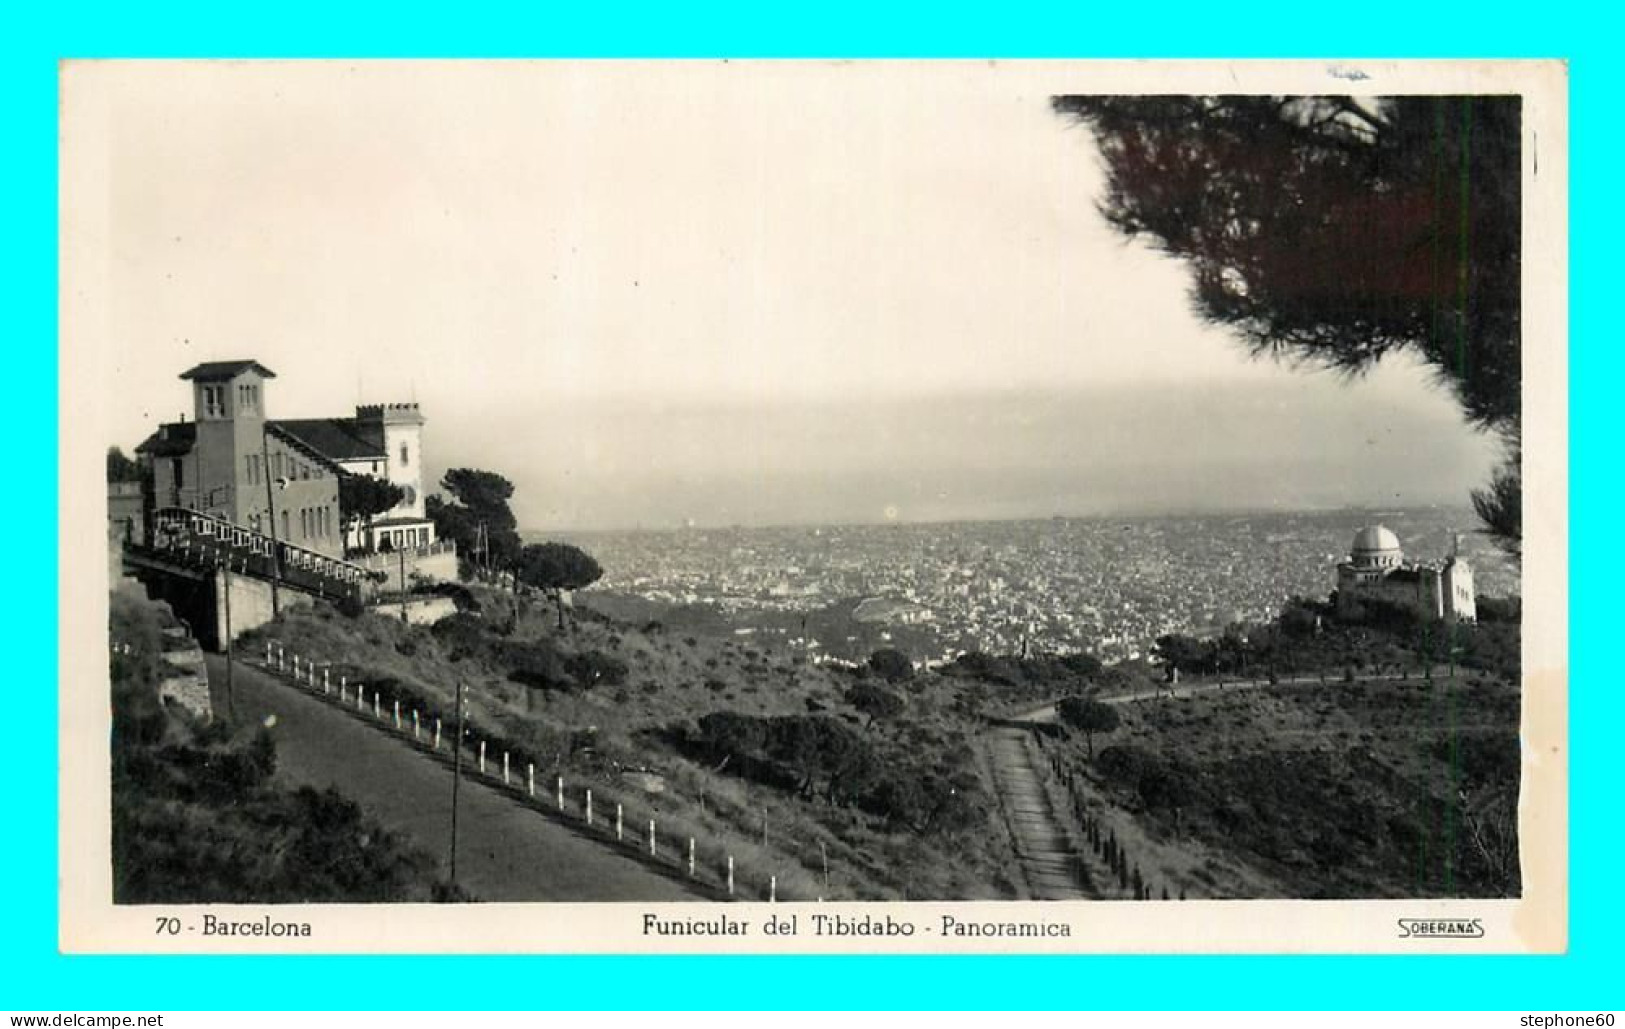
[76,61,1503,529]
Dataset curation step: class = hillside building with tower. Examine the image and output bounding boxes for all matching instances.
[134,360,438,560]
[1333,525,1476,622]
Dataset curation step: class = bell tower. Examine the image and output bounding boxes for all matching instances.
[178,360,275,524]
[355,402,427,519]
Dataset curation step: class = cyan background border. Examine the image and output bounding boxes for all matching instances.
[9,1,1603,1009]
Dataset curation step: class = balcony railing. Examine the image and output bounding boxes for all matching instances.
[145,506,371,600]
[349,537,458,568]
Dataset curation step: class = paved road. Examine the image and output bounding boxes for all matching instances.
[985,727,1090,900]
[207,655,702,903]
[1009,672,1439,723]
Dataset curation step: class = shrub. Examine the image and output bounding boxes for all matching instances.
[110,632,439,903]
[1057,696,1121,758]
[500,639,572,691]
[563,650,629,691]
[845,682,905,728]
[431,612,489,662]
[868,647,915,683]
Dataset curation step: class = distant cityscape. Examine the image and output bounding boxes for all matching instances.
[555,508,1518,664]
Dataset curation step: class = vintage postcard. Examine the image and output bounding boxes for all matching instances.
[59,58,1568,954]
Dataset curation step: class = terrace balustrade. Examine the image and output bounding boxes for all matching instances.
[144,506,369,600]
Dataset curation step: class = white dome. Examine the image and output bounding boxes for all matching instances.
[1350,525,1403,567]
[1353,525,1401,553]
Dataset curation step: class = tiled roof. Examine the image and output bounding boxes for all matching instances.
[265,423,353,475]
[178,360,277,381]
[271,418,386,461]
[134,421,196,457]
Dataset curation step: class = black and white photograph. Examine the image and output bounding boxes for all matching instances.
[60,60,1567,953]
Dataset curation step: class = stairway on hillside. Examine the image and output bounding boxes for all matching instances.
[986,726,1093,900]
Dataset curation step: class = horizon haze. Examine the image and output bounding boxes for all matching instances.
[80,61,1502,532]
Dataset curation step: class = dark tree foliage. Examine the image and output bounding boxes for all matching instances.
[845,681,906,728]
[697,711,770,761]
[107,446,142,484]
[1059,652,1105,678]
[943,651,1020,686]
[563,650,629,691]
[942,650,1106,696]
[1053,95,1522,556]
[1279,596,1327,638]
[1475,595,1521,624]
[498,638,573,691]
[442,468,519,526]
[1153,634,1213,677]
[685,711,984,834]
[338,474,406,547]
[1057,696,1120,758]
[430,468,522,571]
[867,647,915,683]
[110,618,441,903]
[516,541,605,629]
[1471,434,1522,560]
[431,611,491,662]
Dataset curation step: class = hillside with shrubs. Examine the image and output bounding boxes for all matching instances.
[109,589,456,903]
[241,584,1028,900]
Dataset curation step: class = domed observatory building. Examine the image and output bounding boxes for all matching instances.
[1334,525,1476,622]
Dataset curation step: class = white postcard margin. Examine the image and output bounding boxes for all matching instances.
[57,58,1568,955]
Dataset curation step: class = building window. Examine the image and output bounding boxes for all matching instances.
[400,443,409,467]
[203,385,225,419]
[171,457,184,490]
